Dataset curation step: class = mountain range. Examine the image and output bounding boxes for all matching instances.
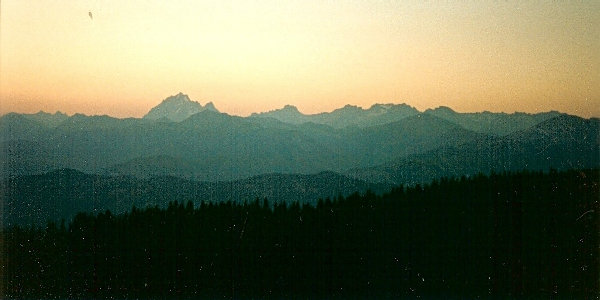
[347,115,600,185]
[1,93,598,224]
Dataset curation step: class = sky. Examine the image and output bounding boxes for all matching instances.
[1,1,599,118]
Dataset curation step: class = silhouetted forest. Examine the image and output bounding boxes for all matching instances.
[3,169,598,298]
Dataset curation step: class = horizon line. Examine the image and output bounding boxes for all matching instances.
[2,103,581,120]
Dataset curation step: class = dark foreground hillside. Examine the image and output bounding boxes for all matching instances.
[2,169,598,298]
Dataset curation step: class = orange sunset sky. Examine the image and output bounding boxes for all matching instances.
[1,1,598,118]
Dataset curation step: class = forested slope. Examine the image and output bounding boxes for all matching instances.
[3,169,598,298]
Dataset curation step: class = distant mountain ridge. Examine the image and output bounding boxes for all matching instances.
[0,110,489,181]
[424,106,563,136]
[251,103,421,128]
[1,93,575,133]
[21,111,69,128]
[1,93,598,184]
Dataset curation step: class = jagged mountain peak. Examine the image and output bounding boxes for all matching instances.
[163,92,191,103]
[143,93,219,122]
[204,101,218,112]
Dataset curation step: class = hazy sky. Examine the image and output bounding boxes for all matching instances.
[1,1,598,118]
